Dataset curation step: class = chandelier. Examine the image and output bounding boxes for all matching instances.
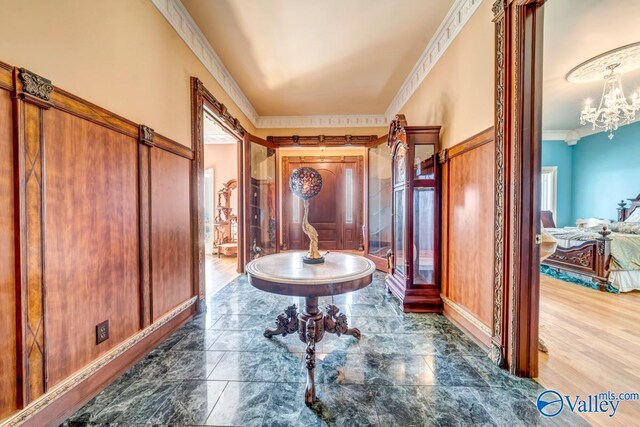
[580,64,640,139]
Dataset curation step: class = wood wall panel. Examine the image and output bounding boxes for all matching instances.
[441,128,495,337]
[0,89,18,417]
[44,108,140,387]
[151,148,193,320]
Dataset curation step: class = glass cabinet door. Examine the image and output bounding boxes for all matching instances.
[247,142,277,260]
[394,188,405,275]
[413,187,435,284]
[367,141,392,262]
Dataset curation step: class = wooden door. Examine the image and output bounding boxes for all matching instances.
[283,156,363,251]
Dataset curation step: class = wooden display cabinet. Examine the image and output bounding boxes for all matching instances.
[385,115,442,312]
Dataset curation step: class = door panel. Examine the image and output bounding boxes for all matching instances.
[284,156,363,251]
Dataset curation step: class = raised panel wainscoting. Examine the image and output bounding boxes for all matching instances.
[0,61,201,426]
[440,127,495,349]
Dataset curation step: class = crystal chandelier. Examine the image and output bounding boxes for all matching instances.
[580,64,640,139]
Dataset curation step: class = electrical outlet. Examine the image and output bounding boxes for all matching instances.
[96,320,109,344]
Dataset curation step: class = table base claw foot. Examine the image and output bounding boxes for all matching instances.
[304,319,317,406]
[264,304,298,338]
[324,304,361,339]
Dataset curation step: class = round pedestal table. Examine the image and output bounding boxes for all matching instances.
[246,251,375,405]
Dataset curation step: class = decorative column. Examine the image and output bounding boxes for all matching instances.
[138,125,154,328]
[12,67,53,404]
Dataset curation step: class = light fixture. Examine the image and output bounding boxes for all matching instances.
[567,42,640,139]
[579,64,640,139]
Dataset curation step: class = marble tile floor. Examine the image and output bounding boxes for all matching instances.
[64,272,587,426]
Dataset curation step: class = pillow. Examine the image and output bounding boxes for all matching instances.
[625,208,640,223]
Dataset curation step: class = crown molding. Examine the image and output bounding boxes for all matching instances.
[384,0,483,120]
[153,0,482,129]
[151,0,259,125]
[256,115,387,129]
[541,130,572,141]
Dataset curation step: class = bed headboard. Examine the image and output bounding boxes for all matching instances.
[618,194,640,221]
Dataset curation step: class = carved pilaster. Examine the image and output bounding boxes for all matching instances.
[13,82,48,402]
[491,5,507,368]
[138,126,153,327]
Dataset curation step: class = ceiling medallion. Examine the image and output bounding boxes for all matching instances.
[567,42,640,139]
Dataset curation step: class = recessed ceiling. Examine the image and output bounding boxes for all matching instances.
[543,0,640,134]
[181,0,453,116]
[204,112,237,144]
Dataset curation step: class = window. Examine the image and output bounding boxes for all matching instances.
[541,166,557,217]
[292,197,300,224]
[345,168,353,224]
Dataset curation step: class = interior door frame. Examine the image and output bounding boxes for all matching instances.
[242,133,280,264]
[282,155,364,252]
[191,77,246,287]
[492,0,545,377]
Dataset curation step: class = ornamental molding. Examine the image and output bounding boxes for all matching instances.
[151,0,258,124]
[139,124,155,146]
[18,68,53,101]
[256,115,387,129]
[153,0,482,129]
[383,0,483,120]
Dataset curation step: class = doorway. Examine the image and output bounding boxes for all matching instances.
[283,155,364,252]
[202,109,241,294]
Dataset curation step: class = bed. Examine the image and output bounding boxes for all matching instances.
[541,194,640,293]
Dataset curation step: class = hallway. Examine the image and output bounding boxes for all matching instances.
[64,273,584,426]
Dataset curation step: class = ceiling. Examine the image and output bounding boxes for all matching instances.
[543,0,640,136]
[204,112,237,144]
[181,0,453,117]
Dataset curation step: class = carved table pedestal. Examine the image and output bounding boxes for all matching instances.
[246,252,375,405]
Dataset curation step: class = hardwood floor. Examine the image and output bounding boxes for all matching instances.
[205,254,239,296]
[537,274,640,426]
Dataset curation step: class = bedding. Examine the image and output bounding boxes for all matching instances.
[545,224,640,292]
[624,208,640,222]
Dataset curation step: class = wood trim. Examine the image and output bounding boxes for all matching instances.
[4,299,196,427]
[0,61,13,91]
[193,78,246,139]
[190,78,206,312]
[193,77,246,274]
[442,296,492,348]
[447,127,494,159]
[138,128,153,328]
[12,73,49,404]
[493,0,544,377]
[41,78,193,160]
[267,134,377,146]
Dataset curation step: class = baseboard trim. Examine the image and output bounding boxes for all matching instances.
[442,295,491,348]
[2,296,197,427]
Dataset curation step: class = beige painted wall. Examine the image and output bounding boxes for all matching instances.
[204,144,239,213]
[398,0,494,148]
[0,0,257,147]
